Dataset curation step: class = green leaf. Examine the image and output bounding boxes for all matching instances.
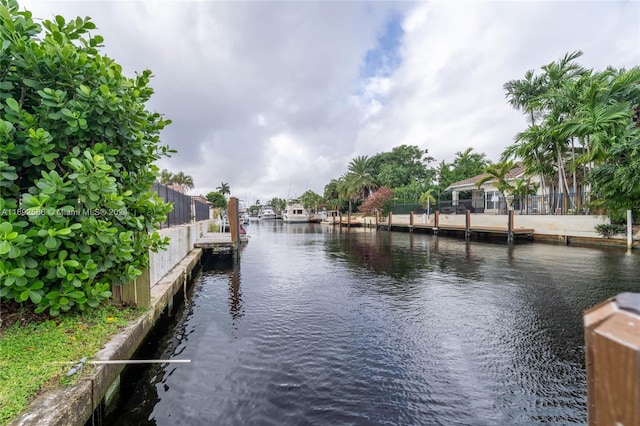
[23,78,40,88]
[1,171,18,180]
[44,235,58,249]
[0,222,11,234]
[9,268,25,277]
[6,98,19,112]
[29,291,42,304]
[0,240,10,255]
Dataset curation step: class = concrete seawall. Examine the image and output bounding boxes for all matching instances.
[373,214,638,247]
[9,221,210,426]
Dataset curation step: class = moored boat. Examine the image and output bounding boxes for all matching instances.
[258,206,277,220]
[282,200,310,223]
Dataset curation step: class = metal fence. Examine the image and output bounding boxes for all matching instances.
[391,192,595,216]
[152,183,211,228]
[500,192,593,215]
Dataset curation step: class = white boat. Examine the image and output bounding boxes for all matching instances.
[282,201,310,223]
[258,206,277,220]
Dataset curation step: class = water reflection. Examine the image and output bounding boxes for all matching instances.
[229,260,243,321]
[109,225,639,425]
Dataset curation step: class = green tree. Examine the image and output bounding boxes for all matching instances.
[336,173,359,214]
[503,51,640,216]
[170,171,194,192]
[216,182,230,196]
[419,189,436,214]
[159,169,173,185]
[0,1,172,315]
[476,161,516,196]
[347,155,377,200]
[451,148,489,180]
[368,145,435,188]
[205,191,227,209]
[299,190,322,211]
[268,197,286,214]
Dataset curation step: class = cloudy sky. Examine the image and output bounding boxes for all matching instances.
[21,0,640,205]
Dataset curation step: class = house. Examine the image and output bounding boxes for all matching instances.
[445,166,544,214]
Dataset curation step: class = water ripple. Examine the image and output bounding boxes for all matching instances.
[109,224,640,425]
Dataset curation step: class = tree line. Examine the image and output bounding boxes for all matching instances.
[311,52,639,219]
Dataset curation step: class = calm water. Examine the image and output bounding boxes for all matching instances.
[109,222,639,425]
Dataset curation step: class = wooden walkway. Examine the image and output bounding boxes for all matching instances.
[194,232,248,253]
[380,223,534,242]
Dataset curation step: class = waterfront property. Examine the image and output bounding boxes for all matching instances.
[105,222,639,425]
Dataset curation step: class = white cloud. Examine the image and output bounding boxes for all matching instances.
[18,0,640,204]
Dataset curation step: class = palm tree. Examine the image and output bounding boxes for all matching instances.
[216,182,231,196]
[504,69,545,126]
[476,161,516,213]
[171,171,194,193]
[452,147,489,179]
[159,169,173,185]
[511,178,539,214]
[419,189,436,215]
[336,173,358,214]
[347,155,377,201]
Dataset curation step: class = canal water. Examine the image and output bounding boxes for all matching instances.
[109,222,639,425]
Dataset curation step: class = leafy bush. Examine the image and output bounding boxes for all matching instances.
[594,223,626,238]
[359,187,393,216]
[0,0,172,315]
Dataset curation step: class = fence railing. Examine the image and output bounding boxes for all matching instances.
[152,182,211,228]
[391,192,595,216]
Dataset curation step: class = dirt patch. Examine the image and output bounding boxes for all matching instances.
[0,301,52,332]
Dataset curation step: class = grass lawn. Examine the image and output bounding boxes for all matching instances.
[0,304,143,426]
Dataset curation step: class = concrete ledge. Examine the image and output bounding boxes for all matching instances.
[9,249,203,426]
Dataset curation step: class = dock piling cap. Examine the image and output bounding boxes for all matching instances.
[617,292,640,316]
[584,292,640,329]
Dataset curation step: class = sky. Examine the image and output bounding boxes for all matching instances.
[19,0,640,205]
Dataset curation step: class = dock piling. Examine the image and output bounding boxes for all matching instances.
[584,293,640,425]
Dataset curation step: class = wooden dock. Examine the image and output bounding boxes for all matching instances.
[378,210,534,243]
[194,232,248,253]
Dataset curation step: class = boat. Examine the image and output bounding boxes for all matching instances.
[258,206,277,220]
[282,201,310,223]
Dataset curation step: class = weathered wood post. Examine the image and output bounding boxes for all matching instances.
[584,293,640,425]
[112,267,150,308]
[376,210,380,229]
[507,210,514,243]
[465,209,471,240]
[388,211,393,231]
[628,210,633,249]
[434,211,439,234]
[410,211,414,232]
[347,211,351,228]
[228,197,240,258]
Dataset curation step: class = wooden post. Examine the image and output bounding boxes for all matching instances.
[228,197,240,245]
[465,209,471,240]
[388,212,393,231]
[434,211,439,234]
[111,267,150,308]
[410,211,414,232]
[627,210,633,249]
[507,210,514,243]
[584,293,640,425]
[376,211,379,229]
